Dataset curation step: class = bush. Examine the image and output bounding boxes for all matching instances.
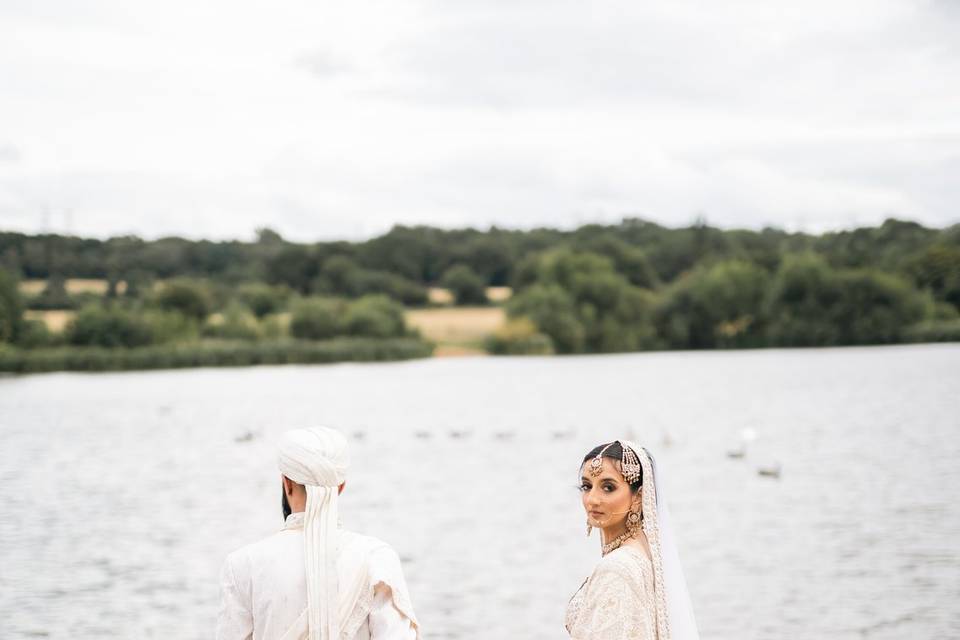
[155,279,212,321]
[0,338,434,373]
[238,283,291,318]
[0,268,23,343]
[344,295,406,338]
[903,319,960,343]
[259,314,288,340]
[146,310,199,343]
[203,304,263,341]
[15,319,60,348]
[486,317,554,355]
[290,297,345,340]
[67,305,157,348]
[440,264,487,305]
[507,284,585,353]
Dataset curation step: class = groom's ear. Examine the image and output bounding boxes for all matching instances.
[338,481,346,495]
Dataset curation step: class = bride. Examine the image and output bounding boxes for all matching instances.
[565,441,699,640]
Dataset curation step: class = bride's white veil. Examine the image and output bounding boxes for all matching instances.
[620,440,700,640]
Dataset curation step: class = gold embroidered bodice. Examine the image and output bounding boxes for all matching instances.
[565,545,658,640]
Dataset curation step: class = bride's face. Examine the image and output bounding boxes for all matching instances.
[579,456,639,530]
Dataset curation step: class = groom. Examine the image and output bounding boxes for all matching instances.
[216,427,420,640]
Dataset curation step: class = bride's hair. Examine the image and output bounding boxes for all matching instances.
[582,441,643,491]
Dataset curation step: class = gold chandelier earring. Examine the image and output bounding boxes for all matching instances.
[625,509,642,535]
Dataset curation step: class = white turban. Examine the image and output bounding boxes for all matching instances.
[277,427,349,640]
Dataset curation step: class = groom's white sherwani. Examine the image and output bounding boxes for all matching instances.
[216,513,419,640]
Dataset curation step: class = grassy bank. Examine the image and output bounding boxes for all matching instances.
[0,338,434,374]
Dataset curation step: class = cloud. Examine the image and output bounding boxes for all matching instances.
[0,144,21,164]
[294,49,352,78]
[0,0,957,240]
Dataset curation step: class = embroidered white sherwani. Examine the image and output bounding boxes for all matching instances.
[565,545,657,640]
[216,513,419,640]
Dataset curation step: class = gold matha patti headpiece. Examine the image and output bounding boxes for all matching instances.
[620,443,642,484]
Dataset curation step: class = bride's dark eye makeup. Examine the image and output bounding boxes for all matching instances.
[578,479,620,493]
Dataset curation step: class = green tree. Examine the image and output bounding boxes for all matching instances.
[507,250,660,353]
[314,256,428,305]
[904,244,960,310]
[507,285,585,353]
[155,279,212,321]
[764,254,843,346]
[830,270,927,344]
[344,295,406,338]
[314,255,361,295]
[265,245,322,294]
[30,274,75,310]
[574,235,660,289]
[765,254,926,346]
[0,268,23,343]
[122,269,154,299]
[67,306,156,348]
[256,227,285,245]
[238,283,291,318]
[656,260,770,349]
[290,298,345,340]
[440,264,487,305]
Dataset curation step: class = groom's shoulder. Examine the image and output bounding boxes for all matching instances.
[225,527,299,569]
[341,530,393,553]
[341,531,403,566]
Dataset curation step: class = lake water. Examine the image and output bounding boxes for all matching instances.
[1,344,958,639]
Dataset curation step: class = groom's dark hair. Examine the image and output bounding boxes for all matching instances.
[583,441,643,491]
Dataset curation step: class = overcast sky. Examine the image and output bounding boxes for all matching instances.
[0,0,958,241]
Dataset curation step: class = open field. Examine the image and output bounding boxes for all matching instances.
[427,287,455,305]
[24,310,76,332]
[19,278,127,295]
[427,286,512,306]
[405,306,505,355]
[486,286,512,302]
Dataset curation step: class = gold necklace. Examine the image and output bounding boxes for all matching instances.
[601,529,635,555]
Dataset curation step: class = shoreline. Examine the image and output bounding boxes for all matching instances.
[0,337,434,375]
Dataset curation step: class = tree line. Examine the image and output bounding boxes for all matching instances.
[1,217,959,355]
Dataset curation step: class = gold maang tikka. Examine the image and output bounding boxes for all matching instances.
[588,442,615,477]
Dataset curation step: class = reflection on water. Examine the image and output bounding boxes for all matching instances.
[1,344,958,639]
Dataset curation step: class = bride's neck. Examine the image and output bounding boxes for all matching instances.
[600,522,628,543]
